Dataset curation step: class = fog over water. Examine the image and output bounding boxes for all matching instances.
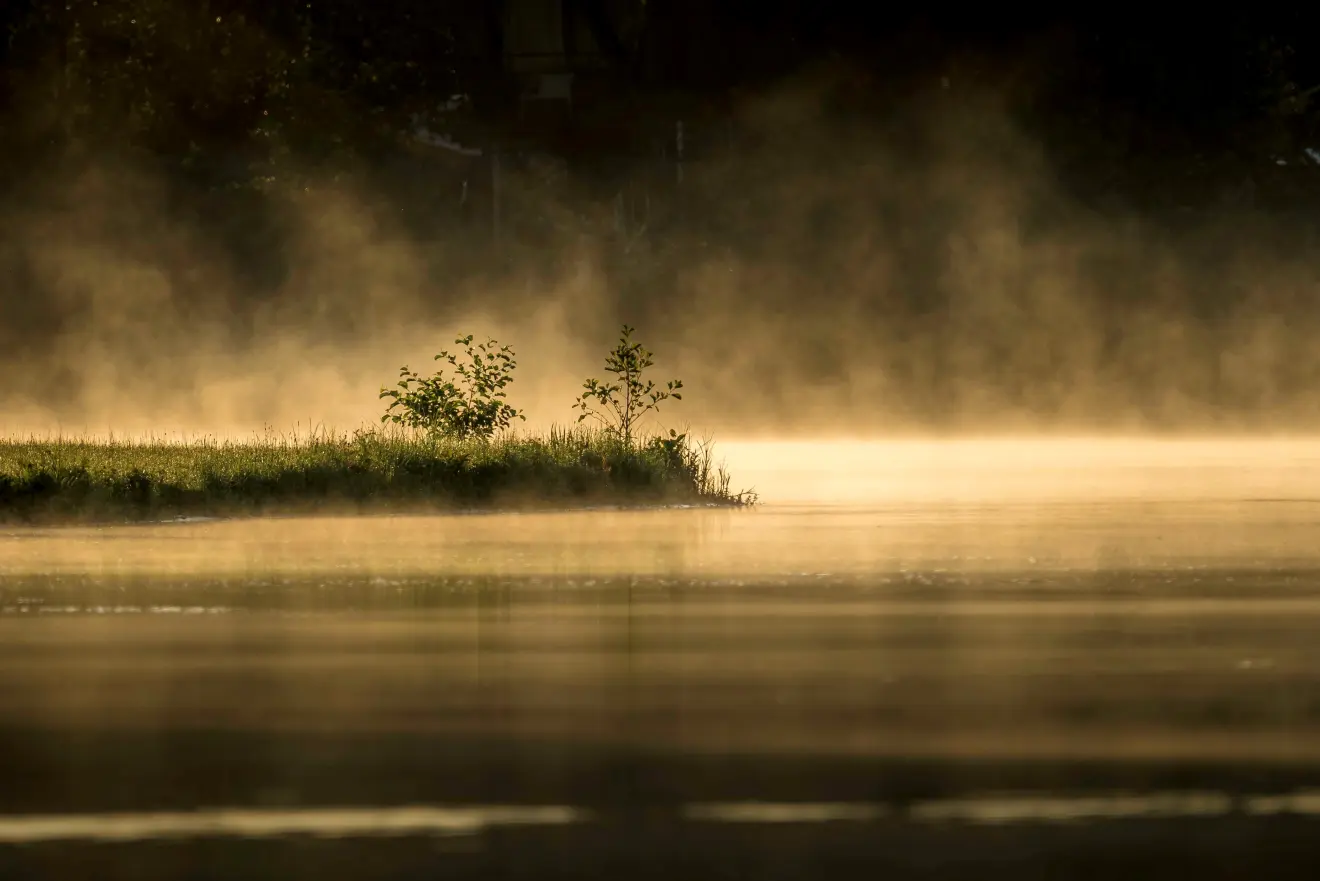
[5,69,1320,438]
[4,438,1320,580]
[6,436,1320,875]
[7,20,1320,878]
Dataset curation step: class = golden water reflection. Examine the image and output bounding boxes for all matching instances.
[3,438,1319,578]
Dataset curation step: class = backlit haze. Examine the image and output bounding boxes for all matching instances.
[4,64,1320,440]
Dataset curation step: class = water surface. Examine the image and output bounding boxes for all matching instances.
[4,439,1320,878]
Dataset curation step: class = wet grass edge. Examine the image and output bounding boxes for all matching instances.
[0,426,755,526]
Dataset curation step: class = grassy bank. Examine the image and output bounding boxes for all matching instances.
[0,427,753,526]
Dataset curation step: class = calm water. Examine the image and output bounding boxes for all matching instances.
[4,439,1320,879]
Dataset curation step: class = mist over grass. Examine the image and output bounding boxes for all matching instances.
[0,427,750,526]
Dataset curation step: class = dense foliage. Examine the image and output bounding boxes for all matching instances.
[381,335,525,440]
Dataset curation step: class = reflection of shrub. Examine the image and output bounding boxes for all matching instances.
[380,335,524,440]
[573,324,682,446]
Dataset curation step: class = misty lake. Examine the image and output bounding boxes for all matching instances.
[4,438,1320,880]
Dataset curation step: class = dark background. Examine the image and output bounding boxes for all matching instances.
[6,5,1320,196]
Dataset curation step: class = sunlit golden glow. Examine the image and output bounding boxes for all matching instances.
[4,74,1320,437]
[4,438,1318,578]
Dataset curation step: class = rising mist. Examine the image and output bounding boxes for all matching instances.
[2,45,1318,438]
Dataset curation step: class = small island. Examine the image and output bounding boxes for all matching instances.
[0,327,754,525]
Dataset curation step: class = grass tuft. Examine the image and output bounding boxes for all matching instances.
[0,426,753,526]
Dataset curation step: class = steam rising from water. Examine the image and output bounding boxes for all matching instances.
[724,437,1320,504]
[3,439,1319,578]
[3,59,1320,437]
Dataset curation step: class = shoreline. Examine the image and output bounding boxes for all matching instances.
[0,429,753,527]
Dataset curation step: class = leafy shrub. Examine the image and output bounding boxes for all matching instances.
[573,324,683,446]
[380,335,525,440]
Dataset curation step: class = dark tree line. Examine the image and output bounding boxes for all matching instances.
[4,2,1320,206]
[0,0,497,189]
